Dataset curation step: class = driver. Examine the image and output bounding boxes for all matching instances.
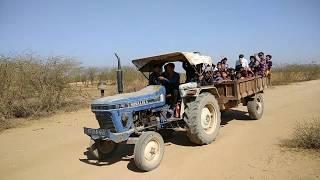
[162,63,180,105]
[149,64,163,85]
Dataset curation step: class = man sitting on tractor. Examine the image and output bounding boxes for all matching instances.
[161,63,180,105]
[149,64,164,85]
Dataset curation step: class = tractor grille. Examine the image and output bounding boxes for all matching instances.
[95,112,116,132]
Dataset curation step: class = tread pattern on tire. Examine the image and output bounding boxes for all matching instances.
[184,93,221,145]
[247,93,264,120]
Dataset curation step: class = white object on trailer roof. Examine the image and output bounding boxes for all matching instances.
[132,52,213,72]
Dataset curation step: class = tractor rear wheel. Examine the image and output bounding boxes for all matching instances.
[184,93,221,145]
[134,131,164,171]
[89,139,118,160]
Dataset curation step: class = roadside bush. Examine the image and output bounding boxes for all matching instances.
[281,117,320,150]
[0,55,80,119]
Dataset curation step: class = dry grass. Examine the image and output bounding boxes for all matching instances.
[281,117,320,150]
[271,64,320,85]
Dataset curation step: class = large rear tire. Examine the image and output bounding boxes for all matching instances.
[184,93,221,145]
[134,131,164,171]
[89,139,118,160]
[247,93,264,120]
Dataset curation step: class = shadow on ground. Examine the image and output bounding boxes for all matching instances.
[221,109,256,126]
[79,109,254,172]
[79,144,140,168]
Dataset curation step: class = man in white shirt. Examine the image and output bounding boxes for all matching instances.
[235,54,249,71]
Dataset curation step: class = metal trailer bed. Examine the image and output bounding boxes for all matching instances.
[214,76,268,110]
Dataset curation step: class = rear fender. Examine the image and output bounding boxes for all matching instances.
[181,86,220,117]
[180,86,220,98]
[199,87,220,99]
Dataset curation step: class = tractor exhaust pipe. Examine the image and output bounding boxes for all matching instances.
[114,53,123,94]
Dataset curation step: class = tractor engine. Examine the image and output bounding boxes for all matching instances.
[133,110,161,130]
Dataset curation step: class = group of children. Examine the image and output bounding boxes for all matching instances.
[202,52,273,84]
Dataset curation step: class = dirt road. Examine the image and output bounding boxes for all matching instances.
[1,80,320,180]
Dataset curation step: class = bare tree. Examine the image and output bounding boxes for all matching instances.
[87,67,98,85]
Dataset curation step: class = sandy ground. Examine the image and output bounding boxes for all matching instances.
[0,80,320,180]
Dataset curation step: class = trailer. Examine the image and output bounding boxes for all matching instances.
[214,76,267,119]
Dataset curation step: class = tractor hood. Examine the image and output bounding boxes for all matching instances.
[91,85,166,111]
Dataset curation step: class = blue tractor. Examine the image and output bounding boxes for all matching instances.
[84,52,222,171]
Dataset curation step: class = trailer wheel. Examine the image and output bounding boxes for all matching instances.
[89,139,118,160]
[134,131,164,171]
[247,93,264,120]
[185,93,221,145]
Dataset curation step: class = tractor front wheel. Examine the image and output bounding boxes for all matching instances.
[134,131,164,171]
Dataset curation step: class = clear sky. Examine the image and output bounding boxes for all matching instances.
[1,0,319,67]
